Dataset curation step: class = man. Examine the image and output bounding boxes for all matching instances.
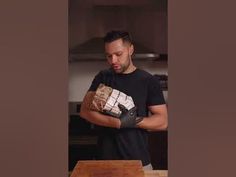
[80,30,168,170]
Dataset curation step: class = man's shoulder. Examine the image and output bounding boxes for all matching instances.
[135,68,153,78]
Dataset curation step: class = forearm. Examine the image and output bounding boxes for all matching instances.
[80,91,121,128]
[80,106,121,129]
[136,113,168,131]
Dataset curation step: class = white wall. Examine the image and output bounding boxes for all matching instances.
[69,60,168,102]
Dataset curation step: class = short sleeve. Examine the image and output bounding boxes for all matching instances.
[88,71,103,91]
[147,76,165,106]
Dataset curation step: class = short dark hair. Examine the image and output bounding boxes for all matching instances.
[103,30,133,44]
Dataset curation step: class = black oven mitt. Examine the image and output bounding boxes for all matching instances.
[118,104,143,128]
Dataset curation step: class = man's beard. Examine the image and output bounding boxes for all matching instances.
[111,57,131,74]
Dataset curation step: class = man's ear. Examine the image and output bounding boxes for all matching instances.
[129,44,134,56]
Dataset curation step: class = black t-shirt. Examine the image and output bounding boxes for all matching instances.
[88,68,165,166]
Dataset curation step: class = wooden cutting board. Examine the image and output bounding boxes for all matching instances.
[70,160,145,177]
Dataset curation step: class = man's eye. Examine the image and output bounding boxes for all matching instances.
[117,53,122,56]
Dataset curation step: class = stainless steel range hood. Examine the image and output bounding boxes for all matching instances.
[69,37,160,62]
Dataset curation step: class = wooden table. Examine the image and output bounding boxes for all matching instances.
[144,170,168,177]
[70,160,167,177]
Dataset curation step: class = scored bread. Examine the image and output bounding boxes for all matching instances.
[90,83,135,117]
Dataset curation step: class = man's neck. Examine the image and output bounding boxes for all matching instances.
[123,63,137,74]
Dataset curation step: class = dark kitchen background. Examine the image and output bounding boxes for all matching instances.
[68,0,168,172]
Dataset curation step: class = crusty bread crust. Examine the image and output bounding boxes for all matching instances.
[90,84,112,112]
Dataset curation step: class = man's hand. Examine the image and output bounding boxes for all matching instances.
[118,104,143,128]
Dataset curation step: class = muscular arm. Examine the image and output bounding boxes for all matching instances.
[79,91,121,129]
[136,104,168,131]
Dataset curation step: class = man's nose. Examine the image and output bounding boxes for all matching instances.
[110,55,118,64]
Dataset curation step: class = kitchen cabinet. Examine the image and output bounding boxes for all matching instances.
[69,112,98,171]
